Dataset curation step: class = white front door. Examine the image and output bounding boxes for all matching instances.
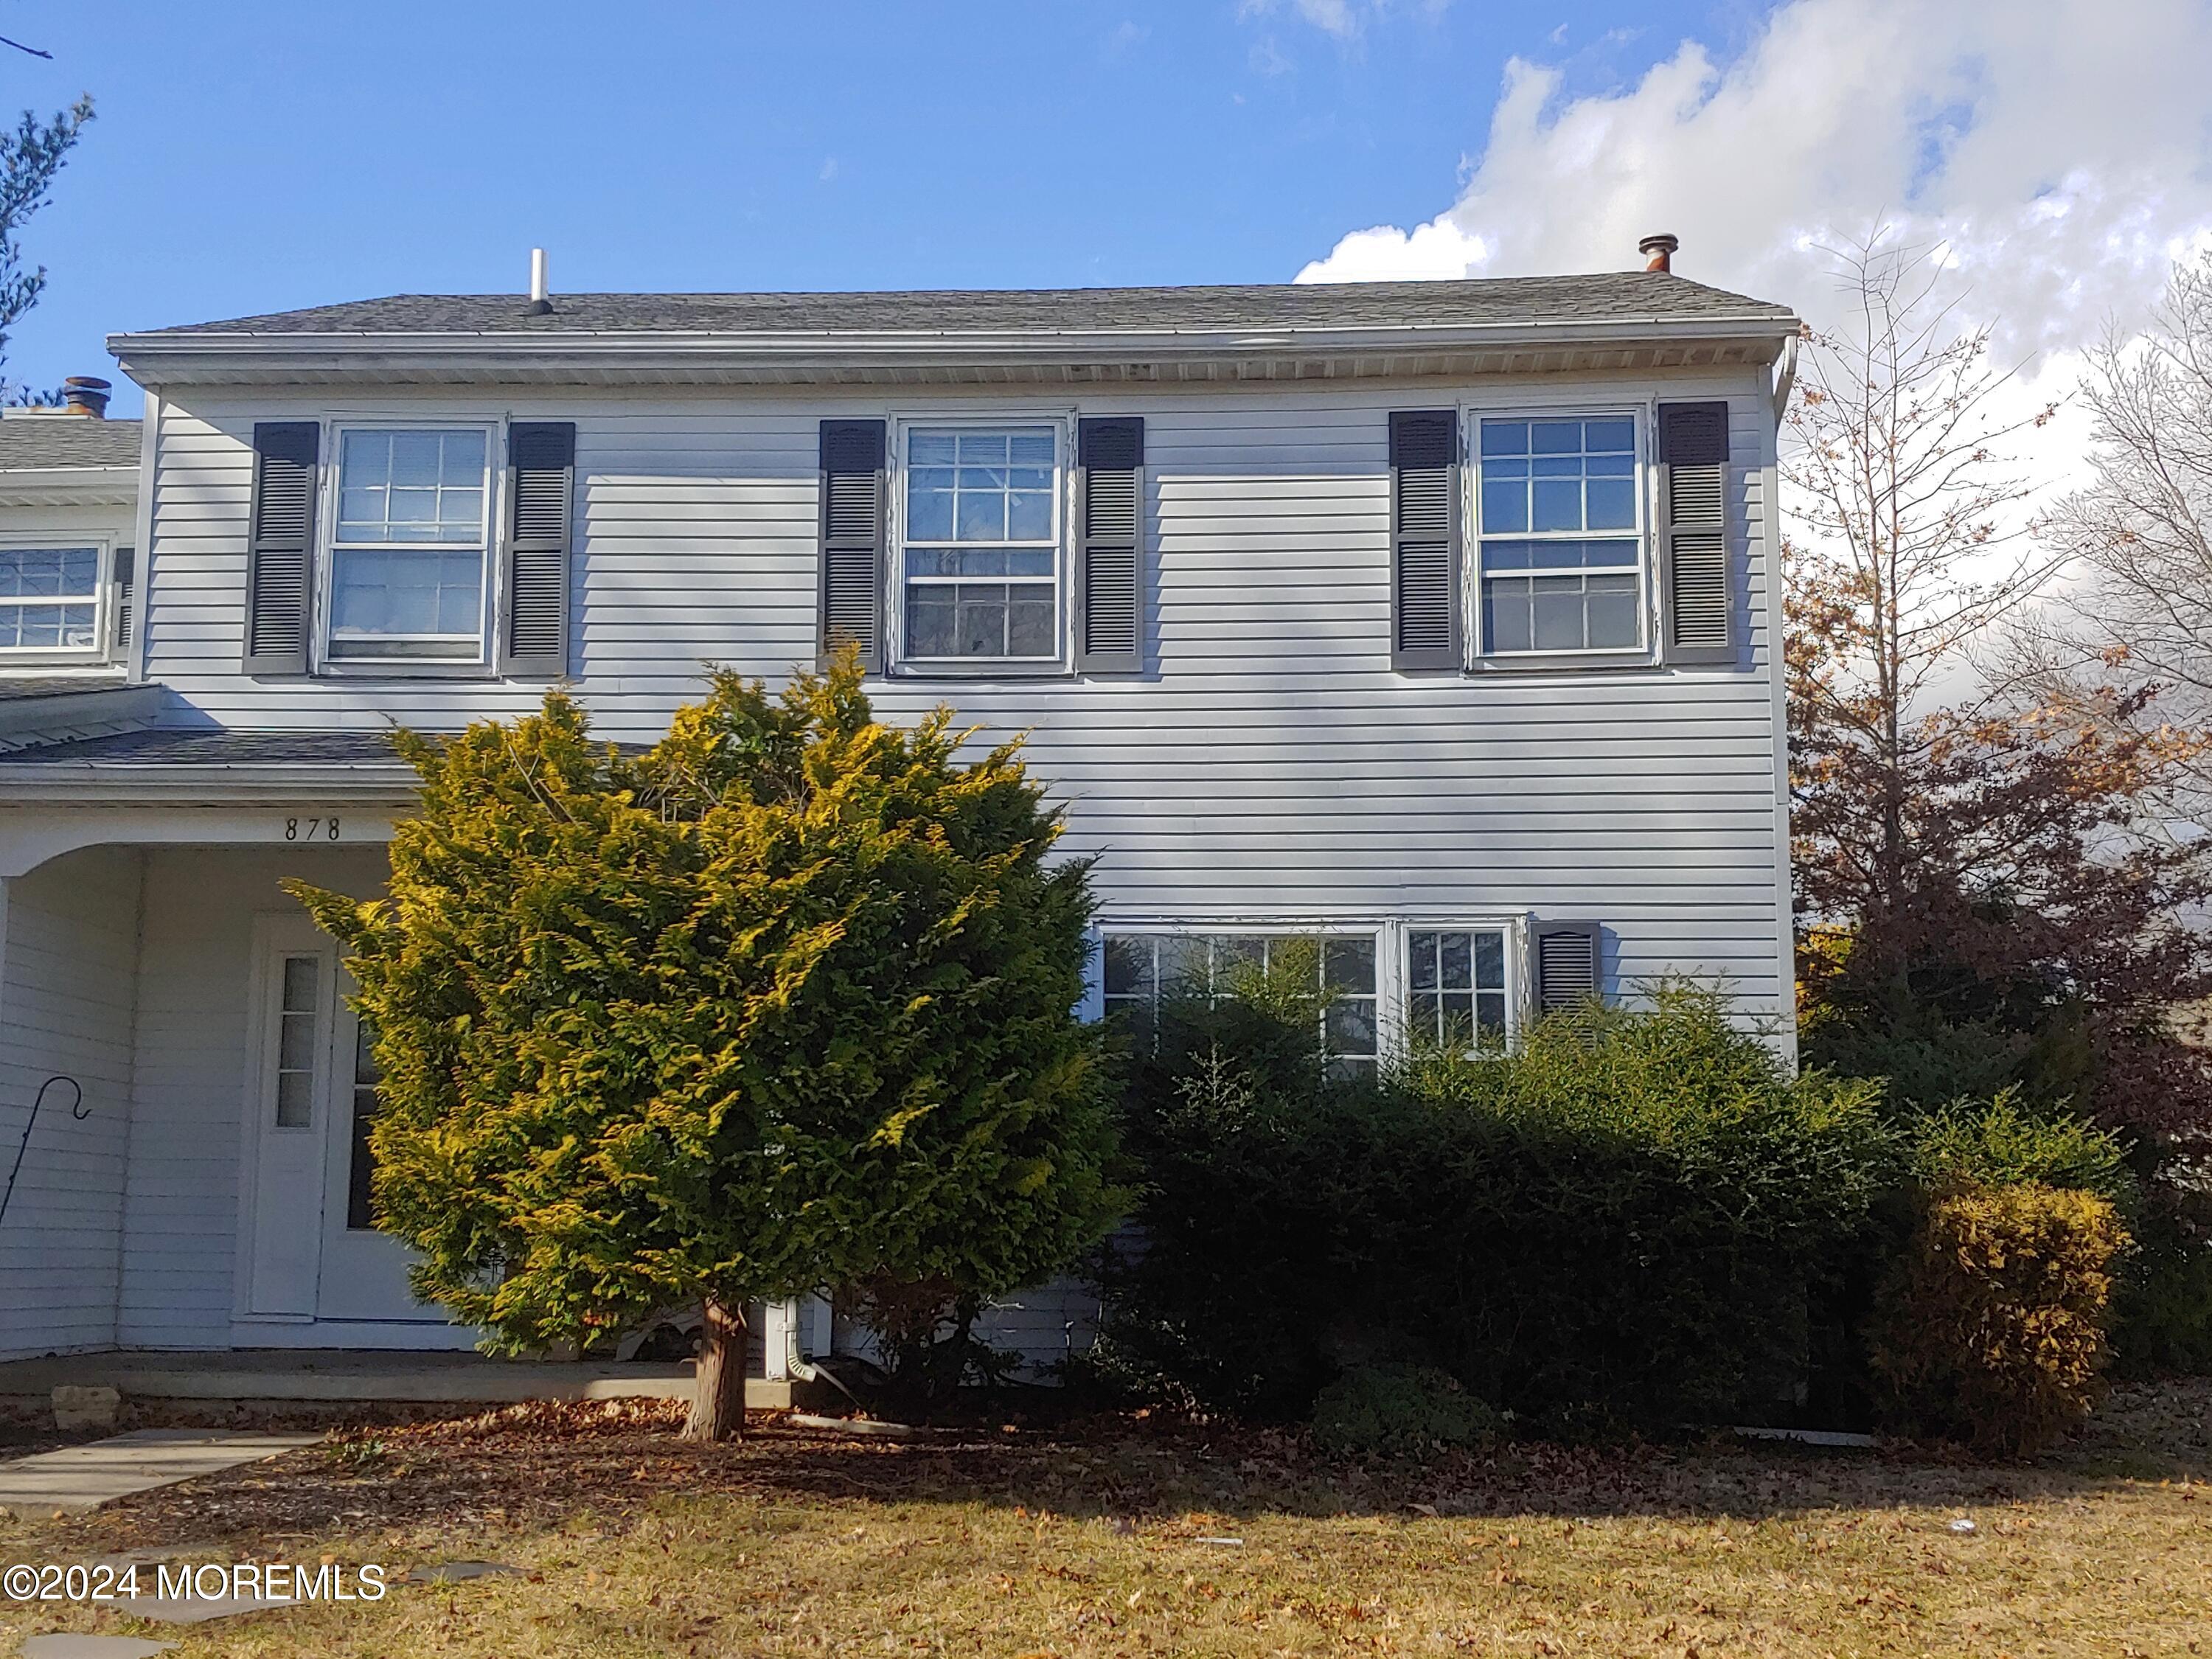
[241,917,440,1328]
[242,916,338,1317]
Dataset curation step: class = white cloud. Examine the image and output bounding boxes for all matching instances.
[1295,0,2212,375]
[1237,0,1447,41]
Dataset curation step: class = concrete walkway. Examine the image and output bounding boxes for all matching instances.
[0,1429,321,1517]
[0,1348,788,1408]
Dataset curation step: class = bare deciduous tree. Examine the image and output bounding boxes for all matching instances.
[1786,231,2063,946]
[2002,251,2212,808]
[1786,234,2212,1144]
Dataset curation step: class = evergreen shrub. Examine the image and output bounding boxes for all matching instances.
[1870,1181,2129,1456]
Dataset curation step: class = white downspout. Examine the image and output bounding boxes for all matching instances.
[1770,333,1800,426]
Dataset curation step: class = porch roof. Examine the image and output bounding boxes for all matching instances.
[0,726,419,803]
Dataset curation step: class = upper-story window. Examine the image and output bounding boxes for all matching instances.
[326,428,490,662]
[897,423,1063,667]
[0,545,101,655]
[1475,414,1644,657]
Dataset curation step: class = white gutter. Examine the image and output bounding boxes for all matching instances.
[0,761,417,805]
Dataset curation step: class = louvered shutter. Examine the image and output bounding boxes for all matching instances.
[1658,401,1733,665]
[243,422,319,675]
[111,546,134,653]
[1075,417,1144,672]
[501,422,574,677]
[818,419,886,671]
[1389,410,1462,670]
[1534,922,1602,1015]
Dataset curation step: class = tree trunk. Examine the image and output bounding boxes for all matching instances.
[684,1296,748,1442]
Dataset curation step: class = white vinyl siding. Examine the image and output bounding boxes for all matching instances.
[0,847,143,1360]
[136,378,1787,1029]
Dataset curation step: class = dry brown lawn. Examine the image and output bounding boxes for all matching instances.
[1,1382,2208,1657]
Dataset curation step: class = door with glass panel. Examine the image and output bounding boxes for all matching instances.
[243,917,434,1324]
[243,917,339,1317]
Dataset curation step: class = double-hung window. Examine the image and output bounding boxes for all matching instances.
[898,424,1063,665]
[1476,414,1644,657]
[326,428,491,662]
[0,545,101,655]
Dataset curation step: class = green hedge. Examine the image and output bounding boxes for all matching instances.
[1101,983,1898,1432]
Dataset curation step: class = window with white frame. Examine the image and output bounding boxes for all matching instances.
[0,546,100,653]
[899,424,1062,663]
[326,428,490,661]
[1102,931,1379,1078]
[1406,928,1512,1048]
[1476,415,1644,656]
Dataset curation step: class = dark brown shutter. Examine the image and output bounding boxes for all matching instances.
[501,421,574,676]
[243,422,318,675]
[111,545,134,653]
[1389,409,1461,671]
[1075,416,1143,672]
[1534,922,1602,1016]
[818,419,886,671]
[1658,401,1733,664]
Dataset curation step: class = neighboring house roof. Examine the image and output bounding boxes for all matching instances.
[0,416,141,471]
[110,273,1803,390]
[0,679,161,754]
[137,274,1794,338]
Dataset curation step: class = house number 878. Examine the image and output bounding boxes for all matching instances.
[285,817,341,841]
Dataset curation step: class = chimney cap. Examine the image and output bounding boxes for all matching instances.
[61,375,111,417]
[1638,232,1680,273]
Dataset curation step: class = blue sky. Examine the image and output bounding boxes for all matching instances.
[1,0,2204,431]
[0,1,1763,414]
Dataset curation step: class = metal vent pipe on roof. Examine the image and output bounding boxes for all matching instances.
[1639,233,1680,274]
[526,247,552,315]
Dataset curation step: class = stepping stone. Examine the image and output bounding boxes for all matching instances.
[0,1430,321,1517]
[104,1590,291,1625]
[18,1638,176,1658]
[398,1560,524,1584]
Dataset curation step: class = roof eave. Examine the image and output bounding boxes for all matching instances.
[0,760,419,805]
[109,313,1803,389]
[0,463,139,507]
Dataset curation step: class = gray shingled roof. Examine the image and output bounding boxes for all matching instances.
[0,728,408,765]
[0,673,128,702]
[0,416,140,469]
[142,273,1794,338]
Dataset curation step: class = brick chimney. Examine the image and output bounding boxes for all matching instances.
[62,375,111,417]
[1638,234,1680,274]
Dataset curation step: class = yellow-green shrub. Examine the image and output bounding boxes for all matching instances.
[1872,1181,2129,1456]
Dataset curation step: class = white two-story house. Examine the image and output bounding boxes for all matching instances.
[0,251,1800,1369]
